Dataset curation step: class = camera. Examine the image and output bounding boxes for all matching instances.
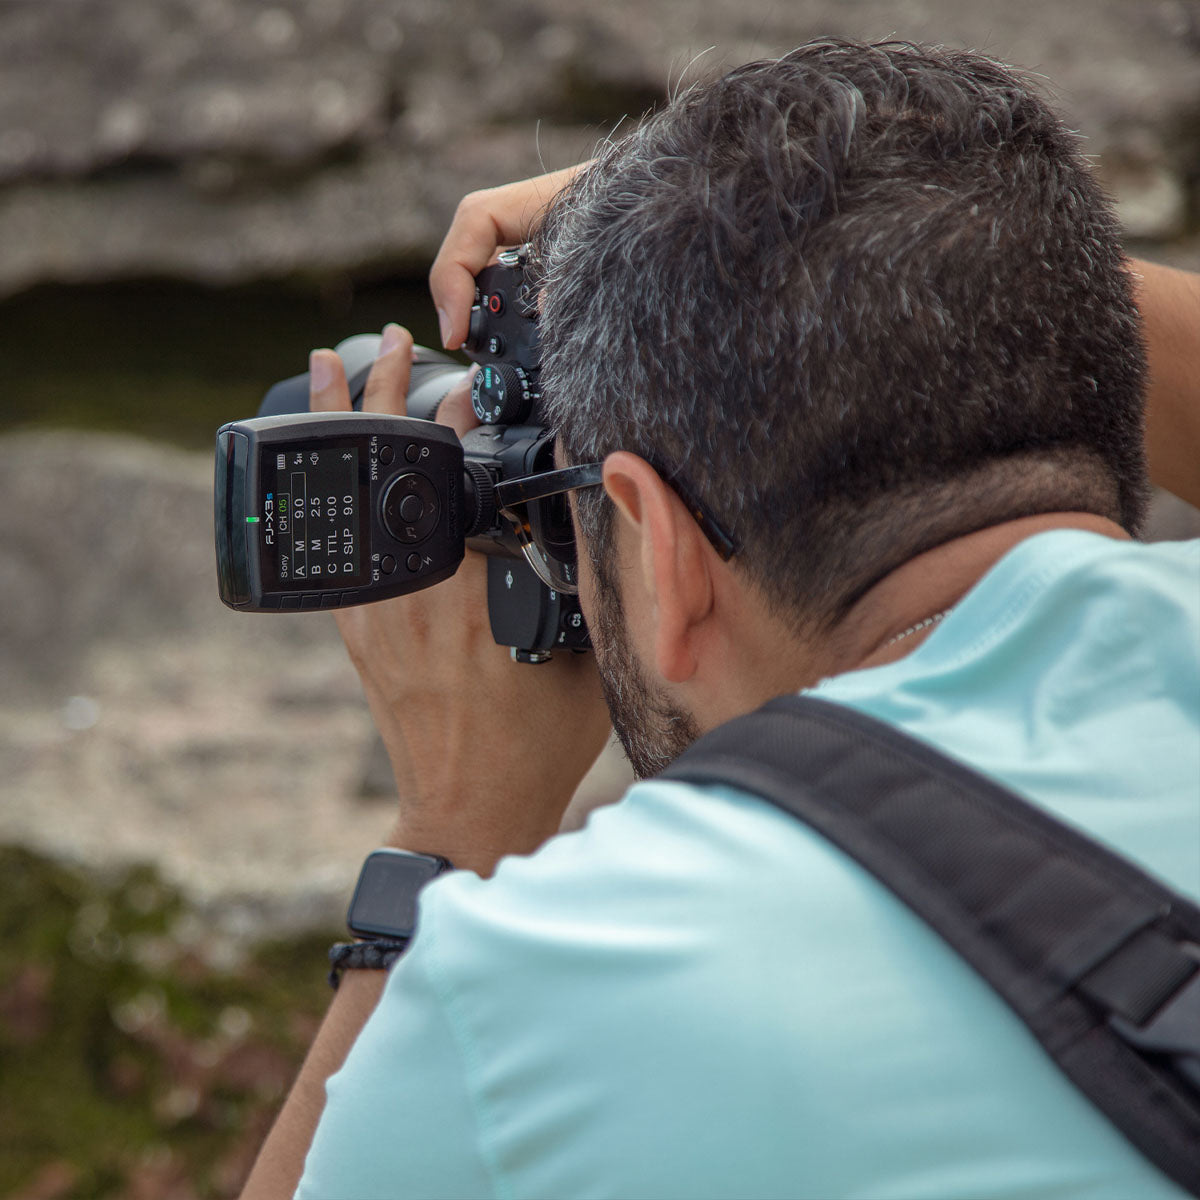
[214,248,590,663]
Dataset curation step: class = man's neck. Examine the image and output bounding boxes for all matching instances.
[840,512,1128,672]
[696,512,1129,733]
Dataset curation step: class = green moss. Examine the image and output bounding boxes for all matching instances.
[0,845,338,1198]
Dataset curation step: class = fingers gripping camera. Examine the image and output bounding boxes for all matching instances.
[213,249,592,663]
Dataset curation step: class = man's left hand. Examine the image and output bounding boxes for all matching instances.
[310,324,612,875]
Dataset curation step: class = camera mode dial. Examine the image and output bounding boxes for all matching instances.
[471,364,537,425]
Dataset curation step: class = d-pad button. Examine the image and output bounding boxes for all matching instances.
[381,473,440,544]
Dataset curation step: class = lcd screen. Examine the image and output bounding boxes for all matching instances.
[351,851,446,936]
[258,440,369,590]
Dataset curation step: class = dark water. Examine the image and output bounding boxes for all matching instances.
[0,275,453,450]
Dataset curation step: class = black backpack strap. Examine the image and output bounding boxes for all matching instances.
[658,693,1200,1197]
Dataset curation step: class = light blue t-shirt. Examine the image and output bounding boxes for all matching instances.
[299,532,1200,1200]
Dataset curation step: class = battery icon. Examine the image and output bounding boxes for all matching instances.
[276,453,286,470]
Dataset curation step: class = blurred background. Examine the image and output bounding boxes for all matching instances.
[1,1,1198,1195]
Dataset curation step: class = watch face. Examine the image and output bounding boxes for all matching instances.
[347,850,449,940]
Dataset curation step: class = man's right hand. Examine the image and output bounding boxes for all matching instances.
[429,165,586,349]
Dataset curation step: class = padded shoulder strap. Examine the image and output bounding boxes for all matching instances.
[659,694,1200,1197]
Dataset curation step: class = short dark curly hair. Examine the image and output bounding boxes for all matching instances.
[533,39,1148,630]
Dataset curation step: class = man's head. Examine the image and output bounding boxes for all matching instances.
[530,39,1150,772]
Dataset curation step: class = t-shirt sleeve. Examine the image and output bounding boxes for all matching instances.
[295,894,496,1200]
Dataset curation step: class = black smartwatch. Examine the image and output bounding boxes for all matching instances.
[329,848,453,988]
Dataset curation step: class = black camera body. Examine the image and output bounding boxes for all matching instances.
[466,257,543,425]
[215,249,590,663]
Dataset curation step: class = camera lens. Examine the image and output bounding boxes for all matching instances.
[405,361,470,422]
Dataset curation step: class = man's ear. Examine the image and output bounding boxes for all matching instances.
[601,452,715,684]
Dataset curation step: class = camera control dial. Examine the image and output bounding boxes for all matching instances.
[471,364,537,425]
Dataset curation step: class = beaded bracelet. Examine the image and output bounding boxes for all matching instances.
[327,939,411,990]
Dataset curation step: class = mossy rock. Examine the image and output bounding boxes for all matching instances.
[0,845,337,1198]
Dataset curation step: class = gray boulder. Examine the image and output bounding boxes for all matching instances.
[0,0,1196,296]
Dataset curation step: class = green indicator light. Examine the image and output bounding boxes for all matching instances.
[246,516,260,523]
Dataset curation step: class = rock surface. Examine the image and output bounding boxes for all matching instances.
[0,430,632,931]
[0,0,1197,296]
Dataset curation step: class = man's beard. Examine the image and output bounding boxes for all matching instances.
[588,551,701,779]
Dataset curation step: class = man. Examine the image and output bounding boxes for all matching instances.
[243,41,1199,1198]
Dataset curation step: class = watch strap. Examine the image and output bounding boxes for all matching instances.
[328,938,410,990]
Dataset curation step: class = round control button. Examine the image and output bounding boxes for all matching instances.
[406,553,422,572]
[516,283,539,318]
[404,443,421,463]
[381,473,440,544]
[486,333,506,356]
[487,291,506,316]
[380,444,394,465]
[380,554,396,574]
